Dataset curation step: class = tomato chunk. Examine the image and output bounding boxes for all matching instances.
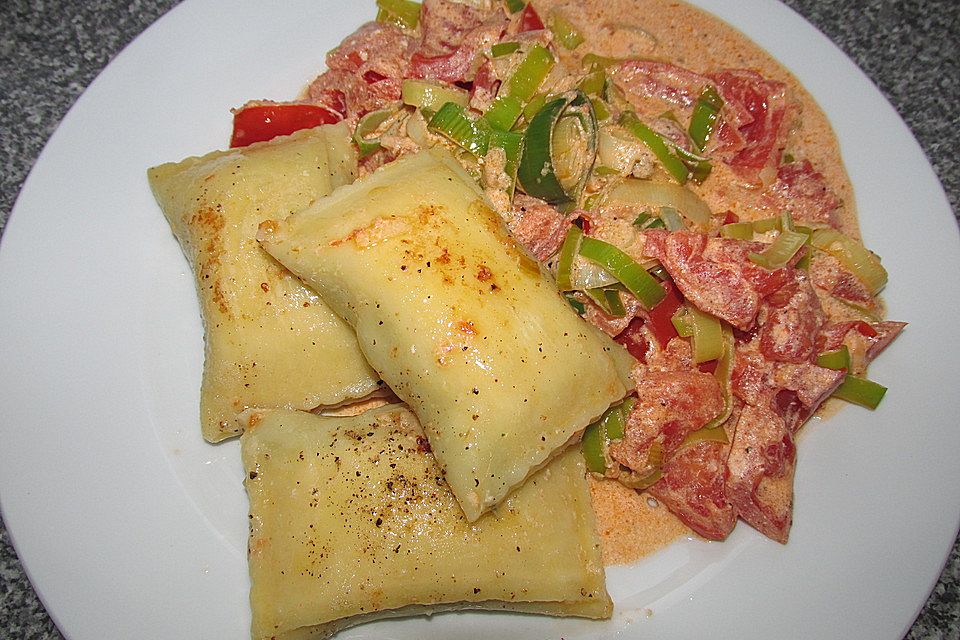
[645,280,682,348]
[518,3,544,31]
[230,104,341,148]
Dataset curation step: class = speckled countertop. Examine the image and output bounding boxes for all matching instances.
[0,1,957,638]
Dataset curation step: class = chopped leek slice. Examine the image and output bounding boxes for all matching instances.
[671,307,693,337]
[748,229,808,270]
[555,225,584,291]
[375,0,421,28]
[564,293,586,315]
[518,92,597,205]
[585,286,627,317]
[832,375,887,409]
[836,297,883,323]
[581,53,622,72]
[352,108,396,158]
[590,97,611,121]
[673,145,713,183]
[503,0,525,13]
[689,85,723,151]
[582,192,603,211]
[700,325,735,430]
[401,79,469,112]
[570,256,618,290]
[649,264,669,280]
[672,304,725,364]
[506,44,554,103]
[593,165,620,176]
[780,210,796,231]
[580,419,608,473]
[490,41,520,57]
[633,212,666,230]
[817,345,851,371]
[549,12,585,49]
[658,206,685,231]
[811,228,888,296]
[597,127,647,175]
[488,128,523,195]
[721,222,754,240]
[553,113,591,192]
[428,102,490,156]
[620,111,690,183]
[518,96,572,204]
[522,93,548,121]
[606,178,712,228]
[483,94,523,131]
[581,398,631,474]
[609,397,634,439]
[578,70,606,96]
[619,442,663,489]
[752,216,781,233]
[578,236,666,309]
[681,425,729,447]
[686,304,723,363]
[686,157,713,184]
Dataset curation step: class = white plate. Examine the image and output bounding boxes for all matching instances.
[0,1,957,638]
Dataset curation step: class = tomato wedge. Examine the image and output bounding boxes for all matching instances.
[229,104,341,148]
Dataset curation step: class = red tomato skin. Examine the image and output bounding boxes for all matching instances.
[646,281,683,348]
[518,4,545,31]
[229,104,341,148]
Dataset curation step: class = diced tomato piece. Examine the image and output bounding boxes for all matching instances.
[645,281,682,348]
[757,271,824,364]
[611,369,724,472]
[419,0,487,56]
[229,104,341,148]
[311,88,347,119]
[409,45,476,84]
[518,3,544,31]
[615,318,649,362]
[326,21,415,79]
[853,320,878,338]
[505,198,576,261]
[610,60,710,108]
[362,70,388,84]
[697,359,719,374]
[722,210,739,224]
[469,59,501,107]
[708,69,793,185]
[577,215,592,235]
[764,160,840,227]
[649,440,736,541]
[725,403,796,543]
[657,231,760,331]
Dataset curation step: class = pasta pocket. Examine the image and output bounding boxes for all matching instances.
[241,406,611,640]
[258,150,633,519]
[148,125,380,442]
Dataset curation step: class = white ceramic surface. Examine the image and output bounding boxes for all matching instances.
[0,1,957,638]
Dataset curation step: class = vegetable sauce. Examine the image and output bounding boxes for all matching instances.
[540,0,861,563]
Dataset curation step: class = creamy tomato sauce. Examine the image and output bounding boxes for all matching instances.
[541,0,859,237]
[538,0,863,563]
